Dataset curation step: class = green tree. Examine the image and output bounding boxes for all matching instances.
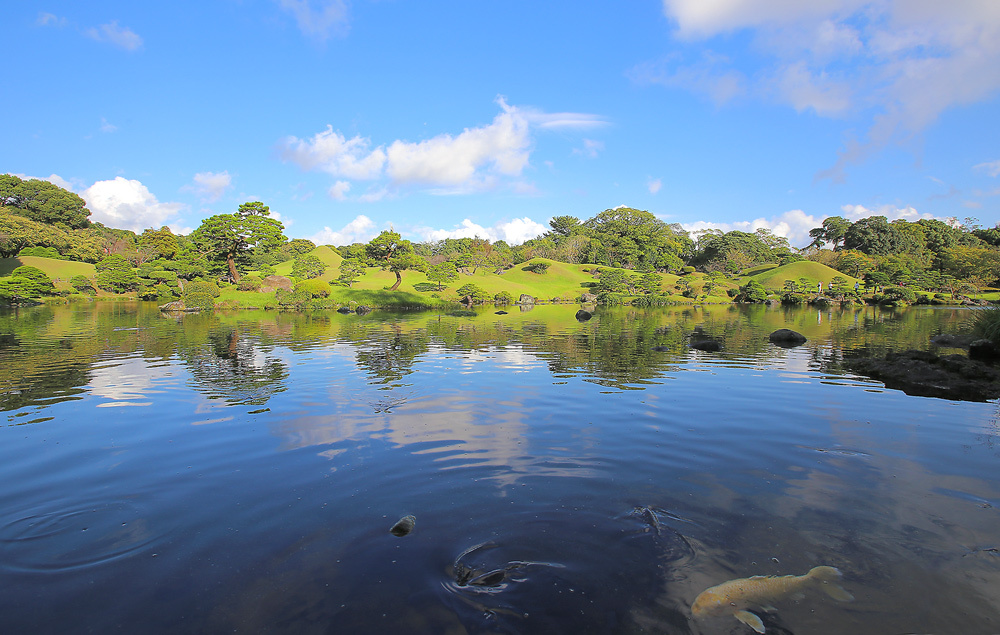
[95,254,139,292]
[191,201,286,282]
[338,258,366,288]
[596,268,629,293]
[282,238,316,259]
[366,229,415,291]
[736,279,768,303]
[291,254,326,279]
[807,216,851,250]
[426,261,458,291]
[637,271,664,294]
[0,175,91,228]
[548,215,584,238]
[0,213,74,258]
[138,226,179,259]
[582,207,691,270]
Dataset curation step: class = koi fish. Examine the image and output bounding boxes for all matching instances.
[691,565,853,633]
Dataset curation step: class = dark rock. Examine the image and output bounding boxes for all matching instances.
[930,333,975,348]
[969,339,1000,361]
[259,275,293,293]
[460,295,474,306]
[495,310,508,315]
[690,339,722,352]
[575,309,593,321]
[652,346,671,352]
[390,515,416,537]
[355,305,372,315]
[0,333,19,348]
[846,349,1000,402]
[769,329,807,347]
[448,310,477,317]
[518,294,535,305]
[337,307,353,314]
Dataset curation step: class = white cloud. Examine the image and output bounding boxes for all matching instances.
[279,127,387,180]
[182,171,232,202]
[974,160,1000,178]
[81,177,186,232]
[100,117,117,133]
[648,177,663,194]
[656,0,1000,175]
[309,214,376,245]
[839,203,932,222]
[277,0,349,41]
[16,173,77,192]
[682,209,825,247]
[415,217,547,245]
[37,12,66,27]
[328,181,350,200]
[85,21,143,51]
[279,97,605,195]
[572,139,604,159]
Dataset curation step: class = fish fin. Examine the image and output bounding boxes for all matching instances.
[734,610,765,633]
[808,566,854,602]
[820,582,855,602]
[759,604,778,613]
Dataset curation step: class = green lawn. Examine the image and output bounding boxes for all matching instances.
[0,256,97,290]
[748,260,861,290]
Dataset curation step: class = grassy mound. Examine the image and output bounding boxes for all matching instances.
[273,245,344,282]
[0,256,97,291]
[749,260,860,290]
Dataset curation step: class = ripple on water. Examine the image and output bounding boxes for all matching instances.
[0,498,159,573]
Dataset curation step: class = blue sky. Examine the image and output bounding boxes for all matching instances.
[5,1,1000,247]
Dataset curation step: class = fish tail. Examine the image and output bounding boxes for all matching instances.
[808,566,854,602]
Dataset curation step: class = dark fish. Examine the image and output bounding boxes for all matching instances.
[390,514,416,537]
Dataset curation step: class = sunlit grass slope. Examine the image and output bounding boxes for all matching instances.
[749,261,860,290]
[272,245,343,282]
[0,256,97,290]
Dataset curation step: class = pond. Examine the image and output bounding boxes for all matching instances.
[0,302,998,634]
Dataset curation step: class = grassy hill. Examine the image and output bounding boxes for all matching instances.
[272,245,343,282]
[749,260,860,290]
[0,256,97,291]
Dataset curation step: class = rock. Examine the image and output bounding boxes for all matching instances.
[259,275,293,293]
[969,339,1000,361]
[575,309,593,321]
[930,333,975,348]
[494,310,508,315]
[337,307,353,314]
[518,294,535,305]
[390,515,416,537]
[158,300,200,312]
[580,293,597,303]
[460,295,474,306]
[846,349,1000,402]
[355,305,372,315]
[690,338,722,352]
[769,329,807,347]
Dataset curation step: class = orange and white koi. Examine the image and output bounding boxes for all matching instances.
[691,565,853,633]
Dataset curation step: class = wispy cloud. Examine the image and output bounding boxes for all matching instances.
[974,160,1000,178]
[648,177,663,194]
[276,0,349,42]
[309,214,376,245]
[85,20,143,51]
[650,0,1000,180]
[182,171,233,203]
[36,12,67,27]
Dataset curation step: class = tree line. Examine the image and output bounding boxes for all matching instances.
[2,173,999,305]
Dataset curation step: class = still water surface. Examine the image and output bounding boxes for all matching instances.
[0,302,998,634]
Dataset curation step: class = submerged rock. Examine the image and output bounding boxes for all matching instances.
[355,305,372,315]
[931,333,975,348]
[575,309,593,321]
[769,329,807,347]
[337,307,353,314]
[846,349,1000,402]
[390,515,416,537]
[690,338,722,352]
[969,339,1000,361]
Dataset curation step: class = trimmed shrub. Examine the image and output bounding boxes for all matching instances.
[681,266,696,275]
[18,246,64,259]
[494,290,514,305]
[631,294,673,307]
[597,291,628,306]
[185,280,220,298]
[238,275,263,292]
[184,292,215,310]
[523,262,550,274]
[70,275,96,294]
[295,278,330,298]
[456,283,491,303]
[735,280,768,303]
[291,254,327,279]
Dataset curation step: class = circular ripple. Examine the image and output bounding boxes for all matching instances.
[0,499,157,573]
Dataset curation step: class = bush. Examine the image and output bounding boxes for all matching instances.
[295,278,330,298]
[238,275,262,292]
[185,280,220,298]
[184,292,215,310]
[597,291,628,306]
[631,294,673,307]
[494,290,514,305]
[880,285,916,305]
[276,288,311,308]
[456,283,491,303]
[736,280,768,303]
[70,275,96,294]
[291,254,327,279]
[523,262,550,274]
[18,246,64,259]
[972,306,1000,344]
[681,266,696,275]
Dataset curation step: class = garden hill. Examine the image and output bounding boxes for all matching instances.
[748,261,861,290]
[0,256,95,292]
